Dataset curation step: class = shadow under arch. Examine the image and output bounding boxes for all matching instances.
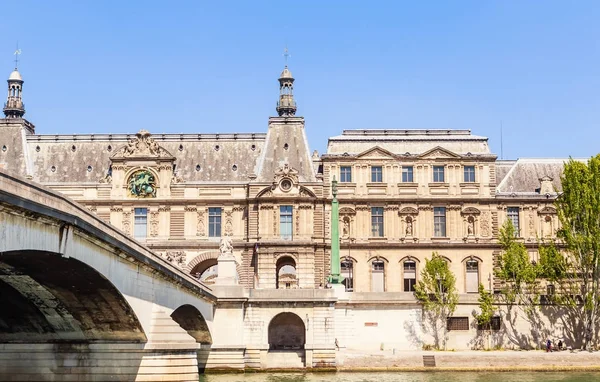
[170,304,212,345]
[0,250,146,343]
[268,312,305,350]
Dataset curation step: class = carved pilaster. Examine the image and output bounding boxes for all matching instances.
[197,209,206,237]
[224,209,233,236]
[150,211,159,237]
[122,210,132,235]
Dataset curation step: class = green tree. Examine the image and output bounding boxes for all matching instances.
[415,252,458,350]
[538,156,600,350]
[474,283,495,349]
[495,219,539,307]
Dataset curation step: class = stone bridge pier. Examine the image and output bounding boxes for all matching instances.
[0,170,216,381]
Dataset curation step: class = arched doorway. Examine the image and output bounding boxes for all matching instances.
[191,259,218,285]
[276,256,297,289]
[268,312,305,350]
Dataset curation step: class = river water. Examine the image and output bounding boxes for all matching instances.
[199,372,600,382]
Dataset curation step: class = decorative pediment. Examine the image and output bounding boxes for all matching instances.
[112,130,174,159]
[356,146,396,160]
[339,207,356,216]
[273,163,299,185]
[399,206,419,215]
[538,206,557,215]
[461,207,481,216]
[417,146,461,159]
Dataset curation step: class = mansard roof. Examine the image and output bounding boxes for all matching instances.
[495,158,570,194]
[326,129,493,156]
[25,132,266,183]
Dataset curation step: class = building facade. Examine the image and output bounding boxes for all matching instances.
[0,64,571,361]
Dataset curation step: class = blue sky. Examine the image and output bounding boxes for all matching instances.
[2,1,599,159]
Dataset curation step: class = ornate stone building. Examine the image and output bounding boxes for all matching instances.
[0,64,569,356]
[0,64,565,293]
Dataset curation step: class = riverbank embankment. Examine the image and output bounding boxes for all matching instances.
[336,348,600,371]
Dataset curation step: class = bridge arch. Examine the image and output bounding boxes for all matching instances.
[268,312,305,350]
[171,304,212,344]
[0,250,146,342]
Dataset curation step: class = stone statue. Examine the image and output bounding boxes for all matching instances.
[342,217,350,238]
[405,218,413,236]
[219,236,233,254]
[467,217,475,236]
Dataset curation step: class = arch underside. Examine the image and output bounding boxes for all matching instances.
[268,312,305,350]
[0,251,146,343]
[171,304,212,344]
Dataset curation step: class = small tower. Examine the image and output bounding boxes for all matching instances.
[276,66,297,117]
[3,68,25,118]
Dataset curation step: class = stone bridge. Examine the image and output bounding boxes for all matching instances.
[0,169,217,381]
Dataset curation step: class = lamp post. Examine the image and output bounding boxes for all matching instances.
[329,176,343,284]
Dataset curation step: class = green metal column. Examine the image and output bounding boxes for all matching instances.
[329,177,343,284]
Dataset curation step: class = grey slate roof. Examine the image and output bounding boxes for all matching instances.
[25,133,266,183]
[327,129,491,155]
[496,159,568,194]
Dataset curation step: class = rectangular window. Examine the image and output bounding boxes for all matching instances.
[371,207,384,237]
[477,316,501,331]
[280,205,293,240]
[447,317,469,331]
[464,166,476,182]
[403,261,416,292]
[208,207,222,237]
[340,166,352,183]
[433,166,445,182]
[134,208,147,239]
[402,166,414,182]
[371,166,383,182]
[341,260,354,292]
[433,207,446,237]
[507,207,520,236]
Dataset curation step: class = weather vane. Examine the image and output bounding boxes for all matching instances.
[283,46,290,66]
[14,44,21,69]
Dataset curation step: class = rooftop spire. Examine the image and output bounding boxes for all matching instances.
[4,49,25,119]
[276,47,297,117]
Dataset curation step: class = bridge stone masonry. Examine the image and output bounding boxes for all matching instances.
[0,169,218,381]
[0,169,339,380]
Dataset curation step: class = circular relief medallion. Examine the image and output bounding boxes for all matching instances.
[280,179,293,192]
[128,170,157,198]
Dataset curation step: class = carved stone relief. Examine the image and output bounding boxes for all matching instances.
[224,210,233,236]
[197,209,206,237]
[150,211,159,237]
[163,251,186,268]
[122,211,132,235]
[480,212,491,237]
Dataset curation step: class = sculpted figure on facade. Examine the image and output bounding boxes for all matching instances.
[219,236,233,254]
[405,217,413,236]
[467,216,475,236]
[342,216,350,238]
[114,130,172,158]
[163,251,186,267]
[128,170,157,198]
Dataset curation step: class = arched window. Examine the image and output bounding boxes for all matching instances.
[465,259,479,293]
[371,259,385,292]
[403,260,417,292]
[276,256,297,289]
[341,258,354,292]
